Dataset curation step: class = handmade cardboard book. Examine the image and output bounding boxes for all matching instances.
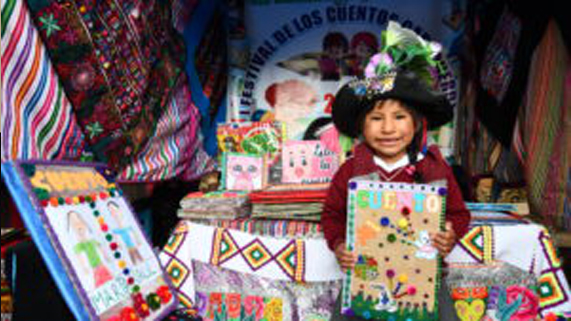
[216,121,284,166]
[342,180,445,320]
[1,161,178,320]
[281,140,339,184]
[221,153,265,191]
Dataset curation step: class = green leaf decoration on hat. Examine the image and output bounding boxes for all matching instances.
[366,21,443,89]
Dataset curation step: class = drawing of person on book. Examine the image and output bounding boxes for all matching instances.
[107,201,144,266]
[67,211,113,288]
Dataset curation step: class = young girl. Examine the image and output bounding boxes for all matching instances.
[322,22,471,320]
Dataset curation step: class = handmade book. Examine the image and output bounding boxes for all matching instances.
[281,140,339,184]
[1,161,178,320]
[216,121,284,165]
[342,180,445,320]
[221,153,265,191]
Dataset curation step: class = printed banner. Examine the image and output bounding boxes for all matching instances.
[230,0,464,155]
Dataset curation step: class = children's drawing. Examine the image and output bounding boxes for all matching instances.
[281,141,339,184]
[414,230,438,260]
[223,153,264,191]
[68,210,113,289]
[2,161,178,320]
[371,284,398,313]
[108,201,144,265]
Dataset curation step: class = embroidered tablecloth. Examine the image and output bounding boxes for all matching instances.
[447,223,571,316]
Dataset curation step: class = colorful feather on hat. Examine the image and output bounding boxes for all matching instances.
[364,21,444,90]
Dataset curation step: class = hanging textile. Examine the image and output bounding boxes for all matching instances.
[16,0,213,181]
[472,1,549,147]
[118,75,215,182]
[1,0,86,162]
[514,20,569,229]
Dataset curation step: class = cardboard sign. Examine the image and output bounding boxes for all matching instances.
[281,141,339,184]
[1,161,177,320]
[342,180,445,320]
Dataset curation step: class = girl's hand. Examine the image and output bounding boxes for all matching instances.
[431,221,456,258]
[334,242,357,271]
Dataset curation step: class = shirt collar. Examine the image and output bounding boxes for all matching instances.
[373,153,425,172]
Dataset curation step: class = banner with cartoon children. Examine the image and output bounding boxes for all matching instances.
[230,0,464,156]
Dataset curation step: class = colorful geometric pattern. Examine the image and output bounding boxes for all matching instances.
[210,229,240,266]
[539,229,561,269]
[459,226,494,263]
[178,291,194,310]
[538,270,568,309]
[241,240,273,271]
[480,7,521,104]
[163,232,186,256]
[165,257,190,289]
[209,227,312,282]
[274,240,305,283]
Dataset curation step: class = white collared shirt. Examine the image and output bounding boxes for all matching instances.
[373,153,425,173]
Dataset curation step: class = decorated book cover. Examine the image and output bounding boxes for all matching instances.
[216,121,284,165]
[281,140,339,184]
[341,180,446,320]
[1,161,178,320]
[221,153,265,191]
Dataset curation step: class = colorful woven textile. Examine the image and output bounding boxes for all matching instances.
[183,0,227,156]
[514,20,569,229]
[118,76,215,182]
[1,0,85,162]
[159,221,340,320]
[192,261,340,321]
[248,189,327,204]
[171,0,199,34]
[159,221,342,300]
[177,191,250,220]
[195,291,283,321]
[447,224,571,316]
[21,0,213,182]
[14,0,214,181]
[446,262,541,321]
[190,218,323,239]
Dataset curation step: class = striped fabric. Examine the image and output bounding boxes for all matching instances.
[1,0,85,162]
[516,20,569,230]
[189,218,323,239]
[118,76,215,182]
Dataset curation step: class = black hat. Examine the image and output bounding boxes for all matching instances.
[331,21,454,138]
[332,71,453,138]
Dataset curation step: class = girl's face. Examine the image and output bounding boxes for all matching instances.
[362,99,416,164]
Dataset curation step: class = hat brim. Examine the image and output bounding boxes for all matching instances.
[332,73,453,138]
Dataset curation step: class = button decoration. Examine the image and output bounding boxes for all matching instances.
[146,293,161,311]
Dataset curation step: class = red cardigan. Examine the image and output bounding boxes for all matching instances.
[321,142,471,251]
